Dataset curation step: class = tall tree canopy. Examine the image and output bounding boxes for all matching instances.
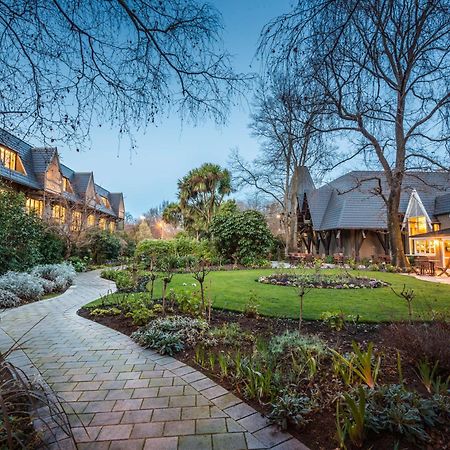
[163,163,231,237]
[0,0,245,146]
[259,0,450,267]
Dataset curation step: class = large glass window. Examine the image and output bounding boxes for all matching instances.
[87,214,96,227]
[413,239,435,255]
[0,146,26,174]
[408,216,435,255]
[26,198,43,217]
[408,216,427,236]
[52,204,66,224]
[100,196,110,208]
[98,218,106,230]
[108,221,116,232]
[71,211,82,231]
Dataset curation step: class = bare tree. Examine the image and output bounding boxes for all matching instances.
[231,74,330,256]
[259,0,450,267]
[0,0,247,146]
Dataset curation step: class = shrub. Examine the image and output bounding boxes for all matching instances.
[0,272,44,302]
[175,290,202,316]
[269,331,327,357]
[364,384,450,443]
[90,307,121,316]
[68,256,89,272]
[30,263,76,291]
[0,189,65,273]
[208,323,254,347]
[382,322,450,372]
[320,311,359,331]
[79,229,122,264]
[100,269,133,291]
[268,393,313,430]
[0,289,22,308]
[126,305,154,326]
[132,315,208,355]
[210,209,273,265]
[243,292,259,318]
[135,239,176,268]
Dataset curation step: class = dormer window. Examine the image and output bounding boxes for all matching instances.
[0,145,26,174]
[100,196,110,208]
[63,177,73,193]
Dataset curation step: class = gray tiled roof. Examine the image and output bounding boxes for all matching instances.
[302,169,450,231]
[0,129,124,218]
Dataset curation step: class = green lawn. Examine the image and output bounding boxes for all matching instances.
[90,269,450,322]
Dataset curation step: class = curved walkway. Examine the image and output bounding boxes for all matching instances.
[0,271,306,450]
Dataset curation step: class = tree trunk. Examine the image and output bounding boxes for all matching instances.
[288,166,299,253]
[387,185,408,268]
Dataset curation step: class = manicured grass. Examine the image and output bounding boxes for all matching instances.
[89,269,450,322]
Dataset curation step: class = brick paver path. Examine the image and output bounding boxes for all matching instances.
[0,270,307,450]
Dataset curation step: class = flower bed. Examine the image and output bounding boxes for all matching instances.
[258,273,389,289]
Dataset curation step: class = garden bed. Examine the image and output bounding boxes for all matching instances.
[258,273,389,289]
[78,303,449,450]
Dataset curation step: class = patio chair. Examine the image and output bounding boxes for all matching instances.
[437,258,450,277]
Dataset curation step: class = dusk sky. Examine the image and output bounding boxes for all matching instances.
[56,0,295,218]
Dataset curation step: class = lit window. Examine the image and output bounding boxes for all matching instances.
[71,211,82,231]
[0,145,26,174]
[408,216,427,236]
[432,223,440,231]
[87,214,96,227]
[108,221,116,232]
[26,198,44,217]
[52,204,66,224]
[413,239,436,255]
[63,177,73,192]
[99,218,106,230]
[100,196,110,208]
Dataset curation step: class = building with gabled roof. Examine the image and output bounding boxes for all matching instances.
[0,129,125,232]
[297,167,450,265]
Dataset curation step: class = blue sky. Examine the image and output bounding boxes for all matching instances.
[57,1,295,217]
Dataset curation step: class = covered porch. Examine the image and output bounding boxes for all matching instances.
[410,228,450,276]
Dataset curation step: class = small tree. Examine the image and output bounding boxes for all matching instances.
[391,285,415,323]
[160,256,177,314]
[191,259,211,312]
[148,257,158,302]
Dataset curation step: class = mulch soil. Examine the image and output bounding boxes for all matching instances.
[78,307,449,450]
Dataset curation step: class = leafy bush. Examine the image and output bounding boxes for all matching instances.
[210,209,273,265]
[132,315,208,355]
[243,292,259,318]
[79,229,122,264]
[30,263,76,291]
[175,290,202,316]
[126,305,154,325]
[135,239,176,268]
[0,272,44,302]
[364,384,450,443]
[269,331,327,357]
[0,189,65,273]
[100,269,134,291]
[320,311,359,331]
[268,393,313,430]
[68,256,89,272]
[382,322,450,372]
[90,307,121,316]
[208,323,254,347]
[0,289,22,308]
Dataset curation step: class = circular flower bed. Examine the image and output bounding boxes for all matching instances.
[258,273,389,289]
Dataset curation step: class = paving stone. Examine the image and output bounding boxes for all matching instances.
[151,407,181,422]
[124,379,150,389]
[130,422,164,438]
[105,389,134,400]
[143,437,178,450]
[121,409,153,424]
[190,377,216,391]
[212,393,242,409]
[78,390,109,401]
[142,396,170,409]
[83,400,116,413]
[158,386,184,397]
[90,411,124,426]
[140,370,164,379]
[238,413,269,433]
[172,366,196,377]
[181,406,211,420]
[271,439,310,450]
[212,432,248,450]
[196,418,227,434]
[77,442,110,450]
[227,418,247,433]
[113,399,143,411]
[225,403,256,420]
[132,387,159,398]
[245,432,268,449]
[201,385,228,400]
[181,371,206,383]
[179,434,213,450]
[169,395,196,407]
[100,380,126,390]
[163,419,195,436]
[254,426,291,447]
[72,426,101,442]
[97,424,133,441]
[149,377,174,387]
[109,439,145,450]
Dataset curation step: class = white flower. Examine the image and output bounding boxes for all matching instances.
[192,283,197,287]
[182,283,187,286]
